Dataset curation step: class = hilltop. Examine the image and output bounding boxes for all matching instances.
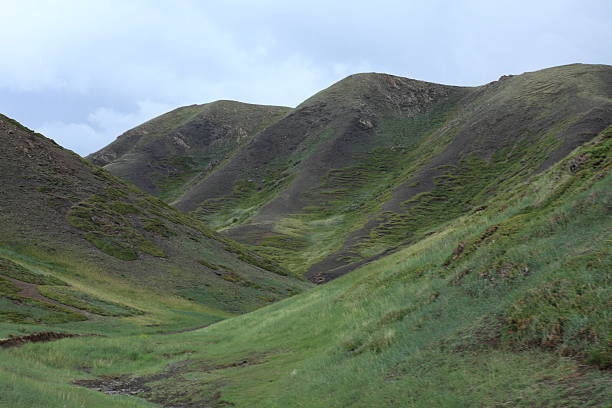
[88,100,291,202]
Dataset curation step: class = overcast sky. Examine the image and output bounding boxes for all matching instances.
[1,0,611,155]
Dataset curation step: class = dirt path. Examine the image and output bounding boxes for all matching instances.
[4,276,95,318]
[0,331,88,349]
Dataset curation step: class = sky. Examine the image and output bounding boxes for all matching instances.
[1,0,611,156]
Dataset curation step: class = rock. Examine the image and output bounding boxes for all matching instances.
[567,154,588,173]
[357,118,374,129]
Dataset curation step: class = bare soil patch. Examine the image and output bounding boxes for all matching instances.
[0,331,87,348]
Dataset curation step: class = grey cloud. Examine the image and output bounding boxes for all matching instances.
[0,0,610,155]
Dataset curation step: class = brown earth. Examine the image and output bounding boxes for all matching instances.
[0,331,87,348]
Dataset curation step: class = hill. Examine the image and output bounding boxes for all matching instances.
[88,100,291,202]
[2,117,610,407]
[1,63,610,407]
[0,113,308,336]
[94,64,612,282]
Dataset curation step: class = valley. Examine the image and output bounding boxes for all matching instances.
[0,64,610,407]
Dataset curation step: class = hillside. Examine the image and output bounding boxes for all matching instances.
[94,63,612,282]
[88,101,291,202]
[2,119,610,407]
[0,113,308,334]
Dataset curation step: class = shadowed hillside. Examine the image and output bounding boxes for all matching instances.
[0,114,308,325]
[88,101,291,202]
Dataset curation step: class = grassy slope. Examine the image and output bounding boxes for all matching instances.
[0,113,308,333]
[88,101,291,202]
[166,64,612,281]
[1,126,609,407]
[169,73,464,274]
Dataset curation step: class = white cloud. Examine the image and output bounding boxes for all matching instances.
[37,122,103,156]
[38,101,172,155]
[1,0,611,154]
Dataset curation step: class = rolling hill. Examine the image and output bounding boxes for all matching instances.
[88,101,291,202]
[0,113,308,332]
[0,63,610,407]
[93,63,612,282]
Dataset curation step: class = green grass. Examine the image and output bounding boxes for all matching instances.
[193,128,336,230]
[67,186,170,261]
[38,286,143,317]
[0,126,609,407]
[231,100,464,275]
[0,294,87,325]
[0,257,67,285]
[0,245,234,336]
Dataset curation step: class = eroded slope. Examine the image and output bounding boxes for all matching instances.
[88,100,291,202]
[172,64,612,281]
[0,114,307,321]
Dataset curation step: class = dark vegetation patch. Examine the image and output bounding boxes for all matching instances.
[499,367,611,408]
[259,233,309,251]
[0,294,87,324]
[198,260,262,288]
[503,264,610,368]
[67,187,169,261]
[0,277,21,295]
[153,156,204,202]
[143,217,176,237]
